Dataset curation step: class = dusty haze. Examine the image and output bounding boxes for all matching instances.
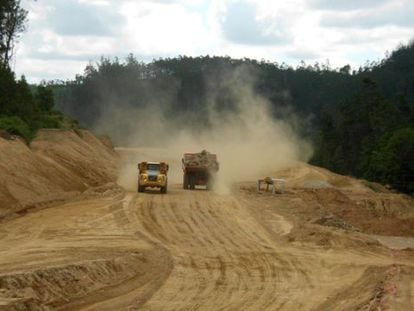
[98,66,312,193]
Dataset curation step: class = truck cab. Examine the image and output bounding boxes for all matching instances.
[138,161,169,194]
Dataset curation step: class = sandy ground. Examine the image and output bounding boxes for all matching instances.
[0,130,119,220]
[0,145,413,310]
[0,183,413,310]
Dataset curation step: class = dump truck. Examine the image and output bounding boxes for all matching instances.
[138,162,169,193]
[182,150,219,190]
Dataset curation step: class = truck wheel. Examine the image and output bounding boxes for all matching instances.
[190,175,195,190]
[206,178,213,191]
[138,186,144,193]
[183,174,188,189]
[161,186,167,194]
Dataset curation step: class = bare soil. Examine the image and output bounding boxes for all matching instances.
[0,129,120,220]
[0,143,413,310]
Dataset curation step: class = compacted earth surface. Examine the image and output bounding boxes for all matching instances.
[0,135,413,310]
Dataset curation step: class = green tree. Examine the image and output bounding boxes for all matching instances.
[365,128,414,193]
[0,115,31,139]
[0,64,16,113]
[52,44,414,193]
[35,85,55,112]
[0,1,71,142]
[0,0,28,67]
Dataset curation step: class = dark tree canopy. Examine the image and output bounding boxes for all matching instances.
[0,64,73,141]
[0,0,413,194]
[53,42,414,194]
[0,0,28,67]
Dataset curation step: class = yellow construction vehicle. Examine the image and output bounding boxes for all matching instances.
[138,162,169,194]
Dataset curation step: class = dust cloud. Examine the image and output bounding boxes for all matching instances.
[97,66,312,193]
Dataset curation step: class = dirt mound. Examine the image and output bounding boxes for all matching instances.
[31,129,119,186]
[240,162,414,237]
[0,249,171,310]
[1,143,413,309]
[314,264,414,310]
[295,188,414,236]
[313,215,355,230]
[259,163,414,237]
[273,162,383,192]
[0,129,120,219]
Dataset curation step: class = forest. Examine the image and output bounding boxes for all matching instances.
[0,0,77,141]
[0,1,413,194]
[53,43,414,194]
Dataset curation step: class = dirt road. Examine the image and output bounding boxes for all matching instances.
[1,183,413,310]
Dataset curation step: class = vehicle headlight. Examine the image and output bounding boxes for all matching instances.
[141,174,148,181]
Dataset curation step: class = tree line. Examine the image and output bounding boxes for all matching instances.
[0,0,77,141]
[0,1,412,193]
[54,44,414,194]
[311,43,414,193]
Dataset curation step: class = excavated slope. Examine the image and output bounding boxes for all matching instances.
[0,129,120,219]
[0,145,413,310]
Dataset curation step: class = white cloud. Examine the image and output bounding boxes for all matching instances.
[15,58,88,82]
[308,0,391,11]
[220,0,293,45]
[321,1,414,28]
[119,1,212,55]
[14,0,414,82]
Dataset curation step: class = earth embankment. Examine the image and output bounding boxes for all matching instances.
[0,129,120,219]
[1,144,413,310]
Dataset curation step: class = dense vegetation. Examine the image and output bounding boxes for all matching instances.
[0,0,77,141]
[0,65,76,140]
[311,44,414,193]
[1,1,413,193]
[54,43,414,194]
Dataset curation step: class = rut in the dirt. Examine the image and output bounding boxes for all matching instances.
[1,184,413,310]
[130,188,414,310]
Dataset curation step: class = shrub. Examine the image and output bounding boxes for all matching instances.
[34,114,62,129]
[0,115,32,141]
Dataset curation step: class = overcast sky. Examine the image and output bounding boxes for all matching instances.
[14,0,414,82]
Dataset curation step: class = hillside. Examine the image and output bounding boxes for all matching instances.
[0,146,413,310]
[53,42,414,194]
[0,129,120,219]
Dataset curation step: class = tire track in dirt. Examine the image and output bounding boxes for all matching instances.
[0,195,174,311]
[129,186,414,310]
[1,185,413,310]
[132,188,312,310]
